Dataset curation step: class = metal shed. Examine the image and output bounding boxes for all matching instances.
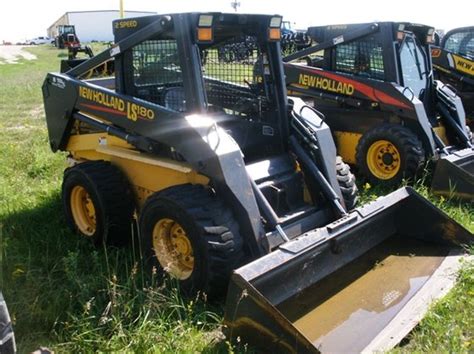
[47,10,156,42]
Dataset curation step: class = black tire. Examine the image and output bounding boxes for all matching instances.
[62,161,134,246]
[0,292,16,354]
[356,125,425,186]
[139,184,244,298]
[336,156,358,210]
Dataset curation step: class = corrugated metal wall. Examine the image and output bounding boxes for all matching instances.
[47,13,69,38]
[47,11,155,42]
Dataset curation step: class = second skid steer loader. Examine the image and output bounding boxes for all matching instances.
[284,22,474,200]
[42,13,473,352]
[432,26,473,128]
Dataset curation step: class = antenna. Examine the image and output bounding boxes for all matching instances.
[230,0,241,12]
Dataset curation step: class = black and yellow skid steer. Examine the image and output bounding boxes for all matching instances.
[42,13,472,352]
[432,26,474,128]
[284,22,474,200]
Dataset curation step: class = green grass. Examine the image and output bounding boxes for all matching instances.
[0,46,231,353]
[0,45,472,353]
[393,260,474,352]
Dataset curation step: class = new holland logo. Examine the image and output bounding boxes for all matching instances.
[298,73,355,95]
[452,54,474,76]
[78,86,155,121]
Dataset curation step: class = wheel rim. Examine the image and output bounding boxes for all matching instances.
[366,140,401,180]
[152,218,194,280]
[70,185,97,236]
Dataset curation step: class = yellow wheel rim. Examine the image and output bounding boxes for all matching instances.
[152,218,194,280]
[366,140,401,180]
[70,185,97,236]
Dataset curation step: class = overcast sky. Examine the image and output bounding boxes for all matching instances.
[0,0,471,42]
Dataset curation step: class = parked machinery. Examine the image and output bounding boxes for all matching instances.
[284,22,474,200]
[432,26,473,128]
[55,25,80,49]
[42,14,473,352]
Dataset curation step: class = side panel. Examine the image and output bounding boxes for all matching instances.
[66,133,209,207]
[333,131,362,164]
[285,64,415,113]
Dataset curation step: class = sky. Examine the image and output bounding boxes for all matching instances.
[0,0,472,42]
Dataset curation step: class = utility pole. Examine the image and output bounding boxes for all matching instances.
[120,0,124,18]
[230,0,240,12]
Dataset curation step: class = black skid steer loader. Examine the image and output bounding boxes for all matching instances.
[284,22,474,200]
[432,26,474,128]
[42,13,472,352]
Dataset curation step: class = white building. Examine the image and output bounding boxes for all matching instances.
[47,10,156,42]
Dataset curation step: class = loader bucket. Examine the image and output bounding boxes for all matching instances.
[431,148,474,201]
[224,187,472,353]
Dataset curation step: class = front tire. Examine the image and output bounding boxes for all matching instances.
[62,161,134,246]
[336,156,358,210]
[139,184,244,298]
[356,125,425,186]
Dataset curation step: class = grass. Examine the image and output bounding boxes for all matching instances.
[0,44,473,353]
[394,260,474,352]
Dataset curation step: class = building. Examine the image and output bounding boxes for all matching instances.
[47,10,156,42]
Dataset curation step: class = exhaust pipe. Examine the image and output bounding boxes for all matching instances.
[224,187,472,353]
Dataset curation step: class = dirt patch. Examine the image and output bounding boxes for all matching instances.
[0,45,37,64]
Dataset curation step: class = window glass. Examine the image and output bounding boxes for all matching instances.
[399,36,428,98]
[334,40,385,80]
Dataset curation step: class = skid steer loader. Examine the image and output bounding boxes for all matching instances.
[42,13,472,352]
[283,22,474,200]
[431,26,473,128]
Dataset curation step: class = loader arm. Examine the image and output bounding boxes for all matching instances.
[283,23,380,63]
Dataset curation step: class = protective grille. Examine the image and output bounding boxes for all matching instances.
[281,32,312,56]
[444,30,474,58]
[334,40,385,80]
[200,36,269,116]
[132,39,186,112]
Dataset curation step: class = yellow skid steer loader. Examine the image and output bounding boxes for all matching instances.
[42,13,473,352]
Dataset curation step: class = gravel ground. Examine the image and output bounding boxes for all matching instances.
[0,45,37,64]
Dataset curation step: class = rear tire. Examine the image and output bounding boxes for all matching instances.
[62,161,134,246]
[356,125,425,186]
[336,156,358,210]
[139,184,244,298]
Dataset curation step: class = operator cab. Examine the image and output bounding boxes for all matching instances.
[114,13,288,162]
[306,22,435,100]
